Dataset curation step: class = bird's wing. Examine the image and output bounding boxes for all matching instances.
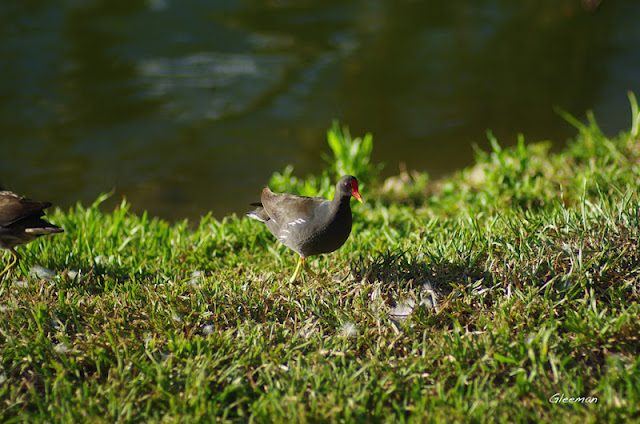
[0,191,50,227]
[260,188,326,225]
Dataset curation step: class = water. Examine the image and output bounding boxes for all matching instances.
[1,0,638,221]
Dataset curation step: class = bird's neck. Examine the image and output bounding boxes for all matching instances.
[331,194,352,213]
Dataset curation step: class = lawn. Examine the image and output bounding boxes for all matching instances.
[1,95,640,423]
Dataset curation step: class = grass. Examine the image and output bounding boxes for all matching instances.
[2,93,640,422]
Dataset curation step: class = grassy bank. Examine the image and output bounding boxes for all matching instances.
[2,95,640,423]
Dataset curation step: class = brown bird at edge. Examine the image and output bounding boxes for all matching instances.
[0,191,64,280]
[247,175,363,283]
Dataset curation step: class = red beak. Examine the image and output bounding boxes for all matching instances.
[351,179,363,203]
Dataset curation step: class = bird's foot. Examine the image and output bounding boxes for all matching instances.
[0,251,20,281]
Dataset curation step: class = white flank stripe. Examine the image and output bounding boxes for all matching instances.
[246,212,266,223]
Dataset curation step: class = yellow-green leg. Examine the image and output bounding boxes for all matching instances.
[0,249,20,281]
[303,260,320,280]
[289,256,305,283]
[289,256,322,283]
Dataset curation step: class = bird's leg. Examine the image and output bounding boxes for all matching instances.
[0,264,9,281]
[303,260,320,281]
[289,256,305,283]
[0,249,20,281]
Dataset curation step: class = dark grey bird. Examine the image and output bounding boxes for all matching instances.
[0,191,64,279]
[247,175,362,282]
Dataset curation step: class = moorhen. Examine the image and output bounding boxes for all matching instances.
[247,175,363,282]
[0,191,64,279]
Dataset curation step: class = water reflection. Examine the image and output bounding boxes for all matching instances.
[0,0,637,220]
[340,1,608,173]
